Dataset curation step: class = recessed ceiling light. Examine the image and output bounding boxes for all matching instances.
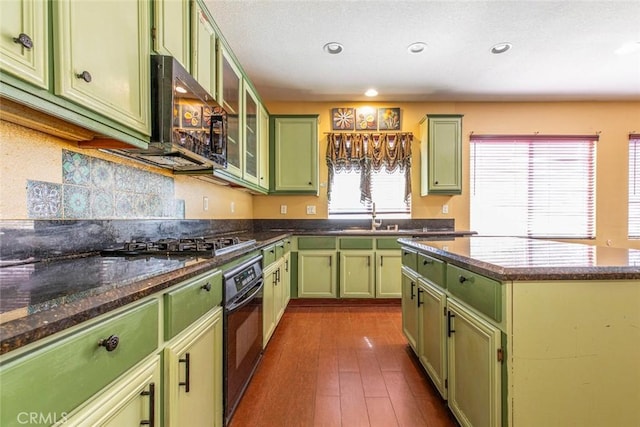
[364,88,378,97]
[491,42,512,54]
[407,42,427,54]
[323,42,343,54]
[175,85,187,94]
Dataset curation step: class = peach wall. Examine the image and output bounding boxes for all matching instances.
[255,101,640,248]
[0,120,253,220]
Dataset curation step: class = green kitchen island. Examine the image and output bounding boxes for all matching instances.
[398,236,640,427]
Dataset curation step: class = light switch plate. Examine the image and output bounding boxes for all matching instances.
[280,205,287,214]
[306,205,316,215]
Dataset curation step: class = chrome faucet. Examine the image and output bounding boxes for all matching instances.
[371,202,382,231]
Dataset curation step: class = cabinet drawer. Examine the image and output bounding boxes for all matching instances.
[340,238,374,250]
[377,238,401,250]
[0,300,159,426]
[417,253,445,288]
[446,264,502,322]
[401,247,418,272]
[164,269,222,340]
[297,237,336,250]
[283,238,292,253]
[275,241,285,259]
[262,244,276,267]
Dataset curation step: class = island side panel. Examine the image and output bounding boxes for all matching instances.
[510,280,640,427]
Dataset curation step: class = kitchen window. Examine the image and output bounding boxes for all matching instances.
[326,132,412,218]
[470,135,597,238]
[628,134,640,237]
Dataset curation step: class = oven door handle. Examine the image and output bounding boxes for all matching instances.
[226,279,264,313]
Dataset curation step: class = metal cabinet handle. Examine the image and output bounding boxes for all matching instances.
[201,282,212,292]
[417,288,424,307]
[423,259,433,265]
[179,353,191,392]
[410,281,416,300]
[435,180,439,185]
[13,33,33,49]
[285,260,289,272]
[98,335,119,351]
[380,256,384,267]
[308,181,312,185]
[447,311,456,337]
[140,382,155,426]
[76,70,92,82]
[458,275,469,284]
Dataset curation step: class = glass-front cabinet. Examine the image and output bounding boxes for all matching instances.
[243,84,259,185]
[220,47,242,178]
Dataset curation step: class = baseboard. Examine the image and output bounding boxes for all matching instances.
[288,298,401,307]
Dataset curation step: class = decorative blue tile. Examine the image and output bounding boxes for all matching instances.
[63,185,90,219]
[90,190,115,218]
[148,194,163,217]
[62,150,90,186]
[90,158,115,191]
[114,192,135,218]
[27,181,62,218]
[114,164,138,192]
[133,194,149,217]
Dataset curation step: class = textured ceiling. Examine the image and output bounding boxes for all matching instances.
[204,0,640,102]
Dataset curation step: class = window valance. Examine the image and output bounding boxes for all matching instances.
[326,132,413,204]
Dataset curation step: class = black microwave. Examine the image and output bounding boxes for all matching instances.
[115,55,227,171]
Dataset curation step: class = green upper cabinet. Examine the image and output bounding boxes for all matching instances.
[52,0,150,135]
[220,47,243,178]
[270,115,319,194]
[191,0,218,99]
[0,0,49,89]
[258,105,270,190]
[243,84,259,185]
[420,114,463,195]
[153,0,190,70]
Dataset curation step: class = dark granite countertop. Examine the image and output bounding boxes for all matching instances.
[399,236,640,281]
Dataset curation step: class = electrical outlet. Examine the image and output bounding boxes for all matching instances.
[442,204,449,214]
[203,197,209,211]
[230,202,235,213]
[280,205,287,214]
[306,205,316,215]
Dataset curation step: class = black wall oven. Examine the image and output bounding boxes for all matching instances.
[223,255,264,425]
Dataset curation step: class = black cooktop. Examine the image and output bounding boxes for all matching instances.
[100,236,256,257]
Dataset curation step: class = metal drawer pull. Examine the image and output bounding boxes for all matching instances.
[98,335,119,351]
[423,259,433,265]
[179,353,191,392]
[76,70,92,82]
[201,282,212,292]
[417,288,424,307]
[410,281,416,299]
[458,275,470,284]
[140,382,155,426]
[447,311,456,337]
[13,33,33,49]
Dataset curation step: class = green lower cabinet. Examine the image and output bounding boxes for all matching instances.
[340,251,375,298]
[297,250,337,297]
[60,355,161,426]
[262,261,278,346]
[447,298,502,427]
[164,307,224,427]
[417,278,448,399]
[401,267,419,352]
[375,250,402,298]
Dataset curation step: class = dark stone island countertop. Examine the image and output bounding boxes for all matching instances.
[399,236,640,281]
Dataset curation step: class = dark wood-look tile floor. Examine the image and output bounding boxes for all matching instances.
[229,304,457,427]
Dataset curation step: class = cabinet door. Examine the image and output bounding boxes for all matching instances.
[258,106,270,189]
[340,251,375,298]
[282,252,291,307]
[271,115,319,194]
[153,0,190,69]
[401,268,419,352]
[61,356,161,427]
[298,251,337,297]
[273,262,285,322]
[0,0,49,89]
[165,308,223,427]
[262,263,277,347]
[447,299,502,427]
[191,1,217,98]
[418,279,448,399]
[420,115,463,195]
[220,48,242,177]
[53,0,150,135]
[243,84,259,184]
[375,250,402,298]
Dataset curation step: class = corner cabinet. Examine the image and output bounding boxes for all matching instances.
[420,114,463,195]
[270,115,319,194]
[0,0,49,89]
[52,0,150,135]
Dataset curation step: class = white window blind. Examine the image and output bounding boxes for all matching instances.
[470,135,596,238]
[328,168,410,217]
[628,135,640,237]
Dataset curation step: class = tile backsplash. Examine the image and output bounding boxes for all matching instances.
[27,150,185,219]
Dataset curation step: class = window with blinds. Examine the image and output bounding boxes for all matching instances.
[470,135,596,238]
[328,168,411,218]
[628,135,640,237]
